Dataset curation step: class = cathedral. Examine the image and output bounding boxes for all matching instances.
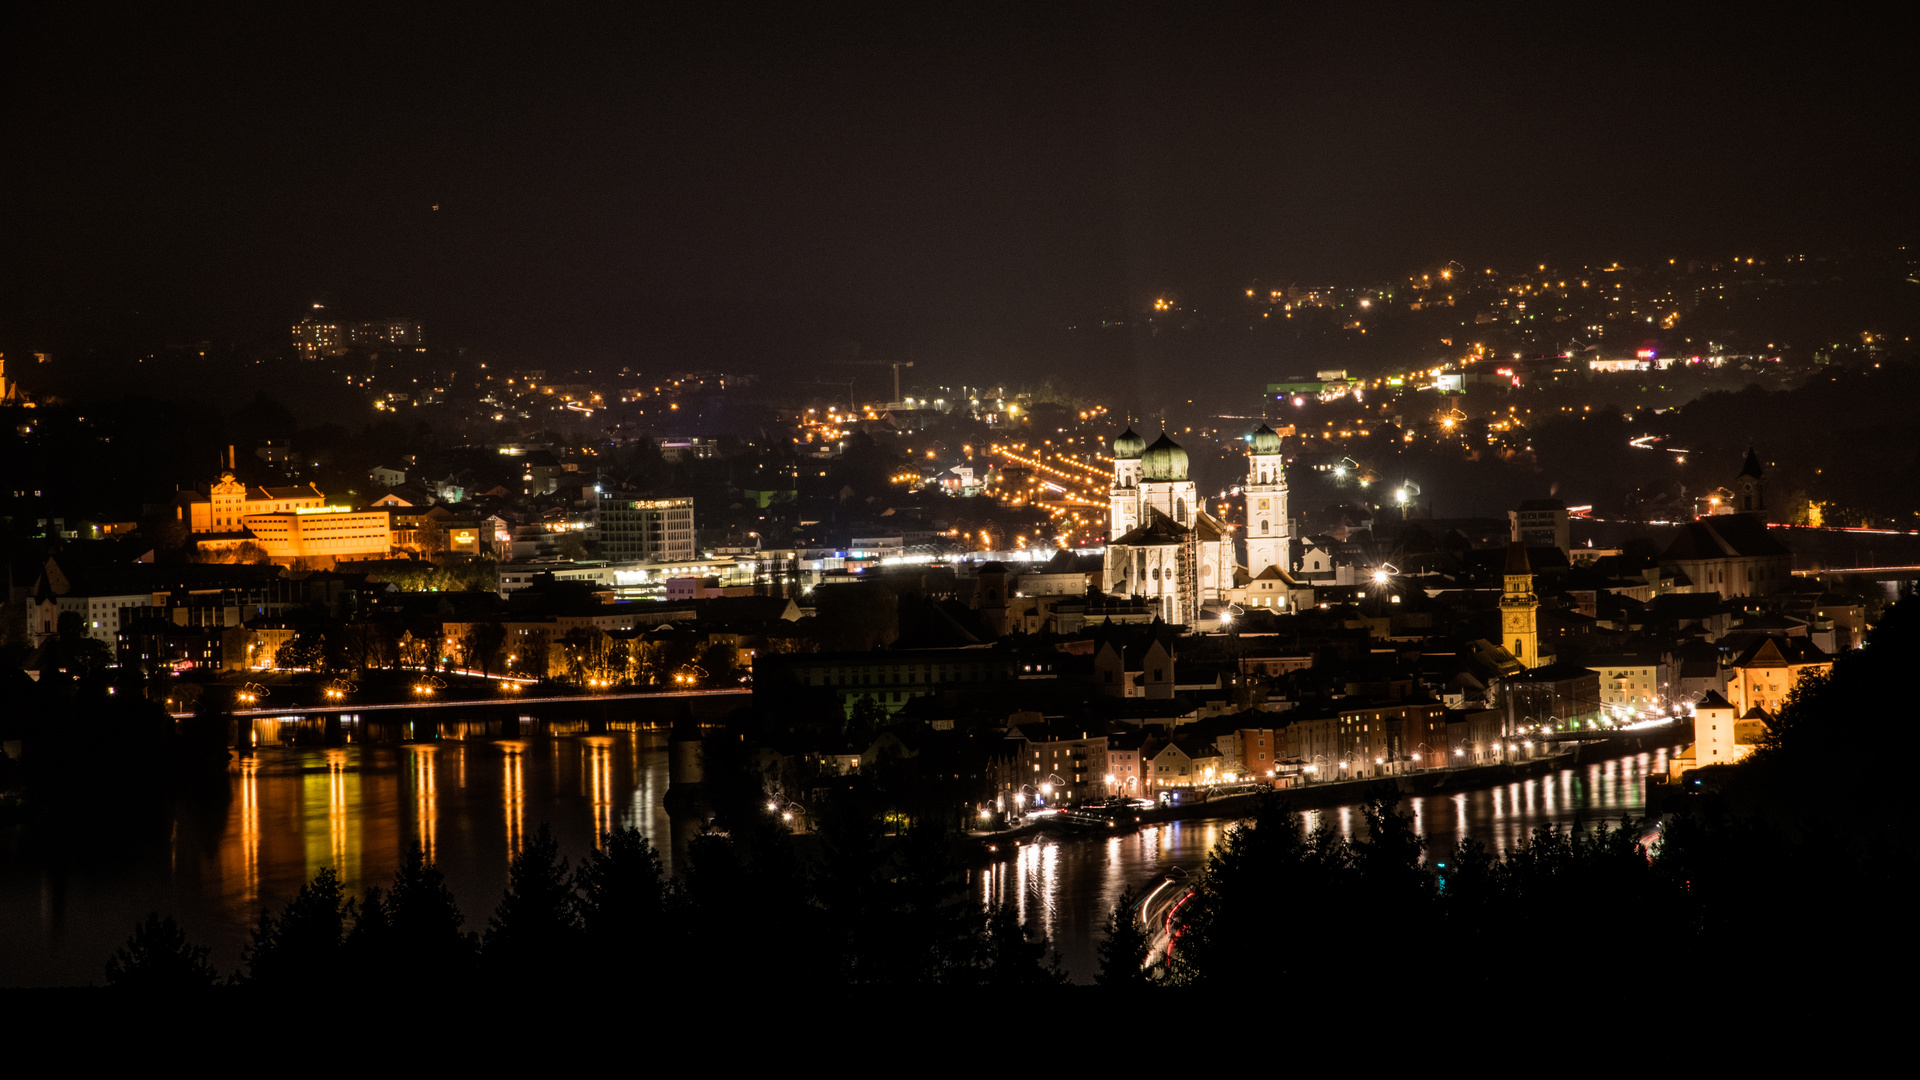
[1102,424,1291,625]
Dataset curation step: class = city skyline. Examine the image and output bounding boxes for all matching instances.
[4,3,1916,996]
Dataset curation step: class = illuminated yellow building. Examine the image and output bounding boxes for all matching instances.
[1725,636,1831,716]
[1499,542,1542,668]
[1690,691,1765,767]
[239,507,394,566]
[186,471,326,533]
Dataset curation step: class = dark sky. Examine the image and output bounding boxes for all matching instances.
[3,3,1913,373]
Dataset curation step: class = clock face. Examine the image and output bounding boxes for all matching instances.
[1257,499,1269,510]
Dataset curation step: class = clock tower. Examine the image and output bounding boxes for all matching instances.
[1500,541,1540,668]
[1244,423,1289,575]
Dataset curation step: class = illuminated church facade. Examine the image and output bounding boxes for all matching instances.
[1102,424,1291,625]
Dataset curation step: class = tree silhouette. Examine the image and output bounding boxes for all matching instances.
[573,827,666,971]
[52,610,115,680]
[812,780,892,982]
[241,867,349,987]
[975,904,1066,987]
[882,824,981,983]
[1095,888,1153,988]
[483,826,580,981]
[1169,791,1361,986]
[179,687,236,770]
[845,693,885,745]
[345,844,477,985]
[471,621,508,679]
[105,914,219,989]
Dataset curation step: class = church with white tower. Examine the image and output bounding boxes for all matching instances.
[1101,424,1291,625]
[1242,423,1290,578]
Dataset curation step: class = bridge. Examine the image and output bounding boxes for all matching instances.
[172,686,749,720]
[1792,564,1920,582]
[1534,718,1685,745]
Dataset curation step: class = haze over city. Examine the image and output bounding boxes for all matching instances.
[4,5,1913,391]
[2,4,1916,1003]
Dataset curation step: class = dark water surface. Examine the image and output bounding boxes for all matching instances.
[0,723,1670,986]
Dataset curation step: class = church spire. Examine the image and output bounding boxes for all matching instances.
[1733,446,1766,515]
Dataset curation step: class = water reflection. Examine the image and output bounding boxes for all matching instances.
[971,749,1672,981]
[0,728,1674,988]
[238,757,260,910]
[501,741,527,856]
[410,745,438,861]
[1404,749,1668,855]
[584,737,614,847]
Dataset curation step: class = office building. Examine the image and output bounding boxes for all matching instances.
[596,493,696,562]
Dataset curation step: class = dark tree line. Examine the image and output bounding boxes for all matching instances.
[1146,599,1920,989]
[107,812,1065,990]
[1150,790,1682,990]
[1650,594,1920,966]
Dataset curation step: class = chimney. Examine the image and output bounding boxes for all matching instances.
[228,445,236,470]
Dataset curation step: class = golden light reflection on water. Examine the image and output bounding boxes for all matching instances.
[500,741,527,855]
[299,749,360,884]
[584,737,613,847]
[240,757,260,910]
[1407,750,1666,854]
[183,730,1679,990]
[410,745,438,862]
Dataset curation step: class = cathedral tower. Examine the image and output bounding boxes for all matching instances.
[1137,433,1196,526]
[1244,423,1289,575]
[1109,427,1146,540]
[1500,541,1540,668]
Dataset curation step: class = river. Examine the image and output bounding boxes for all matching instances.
[0,722,1672,986]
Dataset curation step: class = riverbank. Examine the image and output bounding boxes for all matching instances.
[0,728,1679,987]
[965,727,1691,862]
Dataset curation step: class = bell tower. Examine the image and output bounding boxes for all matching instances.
[1109,427,1145,540]
[1499,541,1540,668]
[1244,423,1289,575]
[1733,447,1765,516]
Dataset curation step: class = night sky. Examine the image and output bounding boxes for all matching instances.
[3,4,1912,374]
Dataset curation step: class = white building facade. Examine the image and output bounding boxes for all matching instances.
[1243,423,1290,577]
[1102,429,1235,625]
